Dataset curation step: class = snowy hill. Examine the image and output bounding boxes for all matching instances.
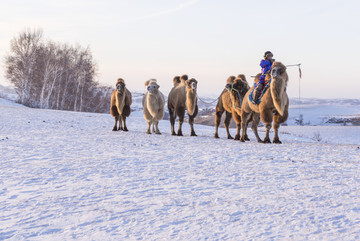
[1,98,359,240]
[0,85,19,102]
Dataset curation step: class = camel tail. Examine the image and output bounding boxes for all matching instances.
[270,79,285,116]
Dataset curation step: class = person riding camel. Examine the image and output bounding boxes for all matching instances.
[253,51,274,104]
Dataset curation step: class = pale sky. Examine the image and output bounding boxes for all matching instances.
[1,0,359,98]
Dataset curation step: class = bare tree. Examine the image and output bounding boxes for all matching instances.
[5,28,43,105]
[4,29,108,113]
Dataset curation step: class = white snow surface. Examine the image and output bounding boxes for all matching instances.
[1,98,360,240]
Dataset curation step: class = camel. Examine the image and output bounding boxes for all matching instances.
[110,78,132,131]
[168,75,198,136]
[142,79,165,134]
[214,75,252,140]
[241,62,289,144]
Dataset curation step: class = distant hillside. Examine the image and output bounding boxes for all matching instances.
[0,85,19,102]
[2,85,359,126]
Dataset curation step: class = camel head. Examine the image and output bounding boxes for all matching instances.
[186,78,198,92]
[225,75,249,109]
[271,62,287,79]
[116,78,126,93]
[225,75,249,97]
[145,79,160,94]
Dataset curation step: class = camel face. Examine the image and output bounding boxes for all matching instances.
[147,83,159,94]
[225,83,233,90]
[271,66,284,78]
[186,79,198,92]
[116,82,125,93]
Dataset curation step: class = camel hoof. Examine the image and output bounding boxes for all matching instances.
[155,131,161,135]
[214,134,219,139]
[240,138,246,142]
[227,135,233,140]
[118,127,123,131]
[263,138,271,144]
[177,132,183,136]
[171,132,177,136]
[191,132,197,136]
[273,139,282,144]
[234,135,240,141]
[123,128,128,132]
[244,136,250,141]
[146,131,151,134]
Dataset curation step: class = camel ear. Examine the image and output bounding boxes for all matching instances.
[144,80,150,86]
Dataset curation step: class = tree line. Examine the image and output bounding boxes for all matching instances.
[4,28,112,113]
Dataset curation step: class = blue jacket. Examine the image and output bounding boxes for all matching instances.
[260,59,273,75]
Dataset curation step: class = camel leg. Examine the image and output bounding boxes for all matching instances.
[152,122,156,133]
[118,116,123,131]
[155,121,161,135]
[177,108,185,136]
[146,120,152,134]
[224,111,233,139]
[273,120,281,144]
[189,115,197,136]
[189,105,198,136]
[240,111,251,142]
[251,113,263,143]
[214,110,223,139]
[112,116,119,131]
[263,122,272,143]
[243,114,252,141]
[272,109,287,143]
[169,108,177,136]
[260,110,273,143]
[122,115,128,131]
[232,111,241,141]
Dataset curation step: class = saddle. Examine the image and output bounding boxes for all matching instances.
[249,75,271,105]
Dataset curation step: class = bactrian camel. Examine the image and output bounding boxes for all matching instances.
[241,62,289,144]
[168,75,198,136]
[110,78,132,131]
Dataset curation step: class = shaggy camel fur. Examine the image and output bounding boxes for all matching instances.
[168,76,198,136]
[110,78,132,131]
[214,75,252,140]
[173,75,188,86]
[241,62,289,143]
[142,79,165,134]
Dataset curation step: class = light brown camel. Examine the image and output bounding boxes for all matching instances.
[142,79,165,134]
[110,78,132,131]
[214,75,252,140]
[168,75,198,136]
[241,62,289,143]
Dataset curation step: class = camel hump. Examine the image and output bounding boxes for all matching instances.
[237,74,247,82]
[180,74,188,81]
[173,76,181,86]
[226,76,236,84]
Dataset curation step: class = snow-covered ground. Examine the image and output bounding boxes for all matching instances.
[1,98,360,240]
